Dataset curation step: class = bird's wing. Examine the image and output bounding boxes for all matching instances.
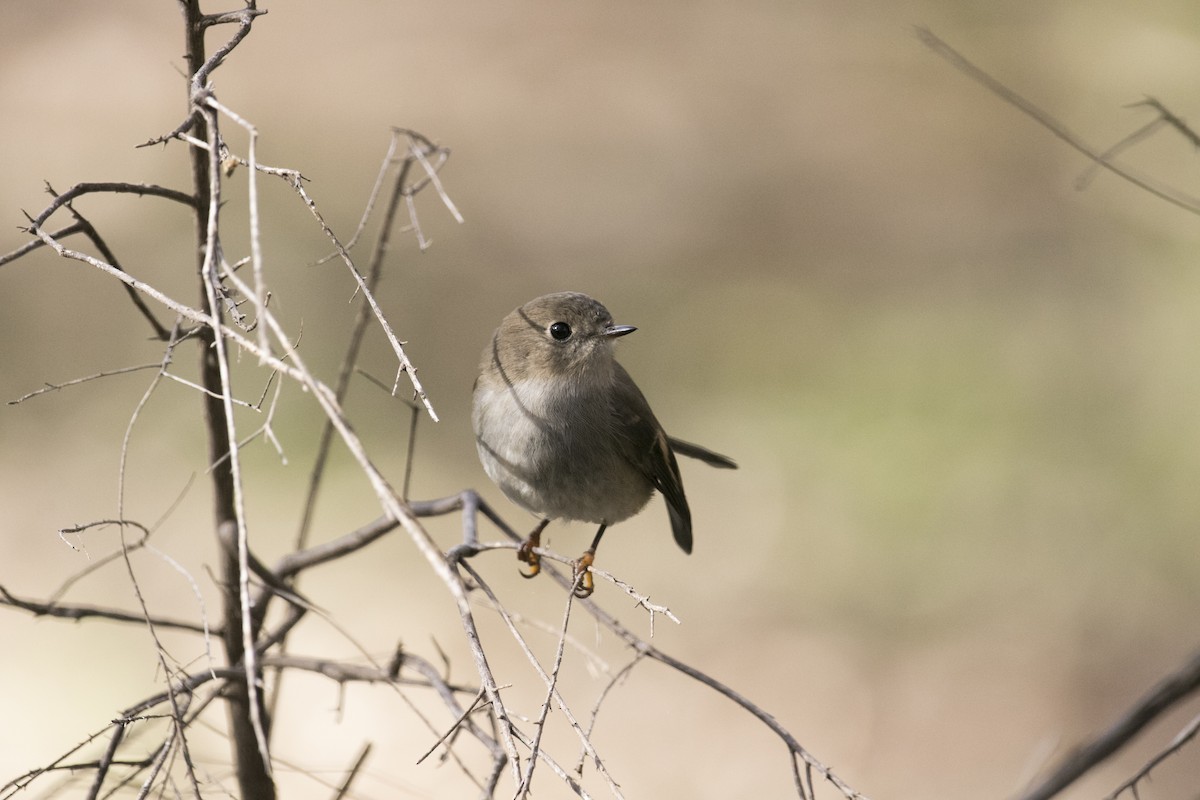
[610,364,693,554]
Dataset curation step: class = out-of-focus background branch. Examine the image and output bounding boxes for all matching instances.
[3,1,1200,797]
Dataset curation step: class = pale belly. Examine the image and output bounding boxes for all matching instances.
[473,381,653,524]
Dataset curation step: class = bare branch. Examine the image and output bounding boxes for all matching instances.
[189,3,261,88]
[1105,710,1200,800]
[293,166,413,542]
[8,363,162,405]
[574,653,646,775]
[458,560,624,798]
[416,687,489,765]
[1133,96,1200,148]
[1017,648,1200,800]
[0,221,84,267]
[60,201,173,340]
[916,27,1200,216]
[23,182,198,230]
[476,522,867,799]
[0,584,210,634]
[517,588,577,798]
[331,742,372,800]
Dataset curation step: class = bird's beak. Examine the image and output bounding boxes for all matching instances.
[605,324,637,338]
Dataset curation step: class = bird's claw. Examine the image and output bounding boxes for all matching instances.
[517,539,541,579]
[572,551,595,599]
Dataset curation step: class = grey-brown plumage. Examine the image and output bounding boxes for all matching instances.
[472,292,735,594]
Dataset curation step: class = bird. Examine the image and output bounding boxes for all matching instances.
[471,291,737,597]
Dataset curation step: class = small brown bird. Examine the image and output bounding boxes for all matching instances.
[471,292,736,597]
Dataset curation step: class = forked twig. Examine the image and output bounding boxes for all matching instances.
[459,561,625,799]
[478,523,867,799]
[916,27,1200,216]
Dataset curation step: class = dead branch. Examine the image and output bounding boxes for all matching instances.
[916,27,1200,216]
[1017,648,1200,800]
[0,584,210,634]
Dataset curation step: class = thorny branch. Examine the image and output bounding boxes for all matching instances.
[9,15,1200,800]
[3,9,865,800]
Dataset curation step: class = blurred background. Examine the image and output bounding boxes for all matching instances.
[3,1,1200,797]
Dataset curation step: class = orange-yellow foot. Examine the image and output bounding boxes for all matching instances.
[572,550,596,598]
[517,527,543,579]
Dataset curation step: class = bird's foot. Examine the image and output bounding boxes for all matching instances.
[517,528,542,579]
[572,550,595,599]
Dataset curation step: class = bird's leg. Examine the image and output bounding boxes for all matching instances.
[572,524,608,599]
[517,519,551,579]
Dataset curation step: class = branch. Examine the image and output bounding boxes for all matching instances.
[294,128,444,557]
[195,94,273,782]
[0,584,211,634]
[178,3,274,797]
[60,201,173,340]
[0,221,84,267]
[478,522,868,799]
[1017,648,1200,800]
[274,494,482,581]
[22,182,198,230]
[1105,710,1200,800]
[916,27,1200,216]
[8,363,162,405]
[458,560,625,798]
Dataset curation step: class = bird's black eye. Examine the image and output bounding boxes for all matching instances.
[549,322,572,341]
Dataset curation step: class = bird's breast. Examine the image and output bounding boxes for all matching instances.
[472,378,653,524]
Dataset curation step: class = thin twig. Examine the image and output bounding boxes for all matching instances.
[517,588,577,798]
[507,726,594,800]
[1133,96,1200,148]
[1104,710,1200,800]
[916,27,1200,216]
[8,364,163,405]
[313,129,401,262]
[116,524,202,798]
[0,584,209,634]
[58,199,172,340]
[1074,117,1166,190]
[0,221,84,267]
[574,653,645,775]
[459,561,624,799]
[585,566,680,636]
[257,154,440,420]
[417,688,488,765]
[330,743,372,800]
[202,94,269,359]
[485,524,866,799]
[114,324,203,797]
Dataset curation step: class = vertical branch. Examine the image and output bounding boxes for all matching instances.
[244,104,269,359]
[198,97,272,782]
[177,2,274,798]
